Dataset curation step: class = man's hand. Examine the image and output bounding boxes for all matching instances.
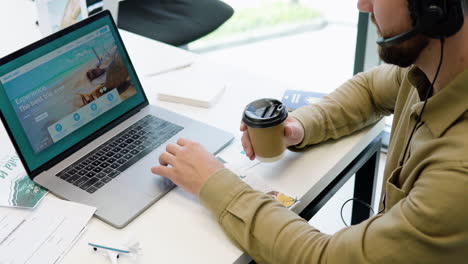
[240,116,305,160]
[151,138,224,196]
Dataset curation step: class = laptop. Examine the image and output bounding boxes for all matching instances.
[0,11,233,228]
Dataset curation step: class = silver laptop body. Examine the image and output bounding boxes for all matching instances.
[0,11,233,228]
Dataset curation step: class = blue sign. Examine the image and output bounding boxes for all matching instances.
[55,124,62,132]
[107,93,114,101]
[91,103,97,111]
[73,113,80,121]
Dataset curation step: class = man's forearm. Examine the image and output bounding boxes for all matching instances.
[200,169,332,263]
[290,64,401,148]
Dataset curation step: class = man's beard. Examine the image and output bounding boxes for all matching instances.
[371,14,429,67]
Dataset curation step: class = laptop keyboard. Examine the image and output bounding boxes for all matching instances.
[55,115,183,194]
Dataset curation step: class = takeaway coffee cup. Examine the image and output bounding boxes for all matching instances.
[242,98,288,162]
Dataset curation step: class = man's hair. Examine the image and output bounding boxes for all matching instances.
[408,0,467,26]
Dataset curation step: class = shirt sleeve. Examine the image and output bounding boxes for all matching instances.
[290,64,403,147]
[200,165,468,264]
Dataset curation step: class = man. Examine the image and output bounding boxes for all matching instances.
[151,0,468,263]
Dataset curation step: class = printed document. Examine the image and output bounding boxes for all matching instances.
[0,196,96,264]
[0,130,47,208]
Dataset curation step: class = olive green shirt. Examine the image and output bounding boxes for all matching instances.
[200,64,468,263]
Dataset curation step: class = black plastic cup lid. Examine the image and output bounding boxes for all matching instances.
[242,98,288,128]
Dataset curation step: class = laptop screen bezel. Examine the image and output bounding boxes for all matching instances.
[0,10,150,179]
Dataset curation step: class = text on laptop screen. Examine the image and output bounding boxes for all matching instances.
[0,15,146,172]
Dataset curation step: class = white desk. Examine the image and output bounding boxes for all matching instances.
[60,31,384,263]
[0,3,384,263]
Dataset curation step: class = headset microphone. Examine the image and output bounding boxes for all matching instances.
[376,26,421,47]
[376,3,445,47]
[375,0,466,48]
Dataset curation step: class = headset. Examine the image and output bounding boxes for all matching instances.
[377,0,466,47]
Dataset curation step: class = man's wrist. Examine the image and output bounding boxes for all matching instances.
[199,168,250,219]
[288,113,308,148]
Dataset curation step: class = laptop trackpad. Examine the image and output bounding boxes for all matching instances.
[115,153,175,198]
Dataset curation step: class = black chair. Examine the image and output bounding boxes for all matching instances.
[87,0,234,47]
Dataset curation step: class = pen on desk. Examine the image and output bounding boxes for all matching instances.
[145,62,193,77]
[88,242,131,253]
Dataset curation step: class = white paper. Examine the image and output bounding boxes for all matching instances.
[0,196,96,264]
[120,31,195,77]
[0,212,27,245]
[0,129,48,209]
[216,138,261,176]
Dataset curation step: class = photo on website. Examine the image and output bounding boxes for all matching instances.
[1,26,137,154]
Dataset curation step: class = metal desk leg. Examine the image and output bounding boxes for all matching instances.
[351,137,382,225]
[299,134,383,222]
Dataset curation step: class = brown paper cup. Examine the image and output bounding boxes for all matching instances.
[243,98,288,163]
[247,123,285,162]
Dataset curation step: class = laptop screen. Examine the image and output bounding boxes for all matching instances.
[0,12,146,175]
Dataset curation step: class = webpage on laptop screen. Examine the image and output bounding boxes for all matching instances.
[0,25,137,154]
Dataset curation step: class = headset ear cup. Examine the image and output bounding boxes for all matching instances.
[426,5,444,19]
[411,0,465,39]
[407,0,420,27]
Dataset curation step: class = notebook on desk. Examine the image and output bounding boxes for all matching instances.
[151,61,227,108]
[0,10,233,228]
[157,80,226,108]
